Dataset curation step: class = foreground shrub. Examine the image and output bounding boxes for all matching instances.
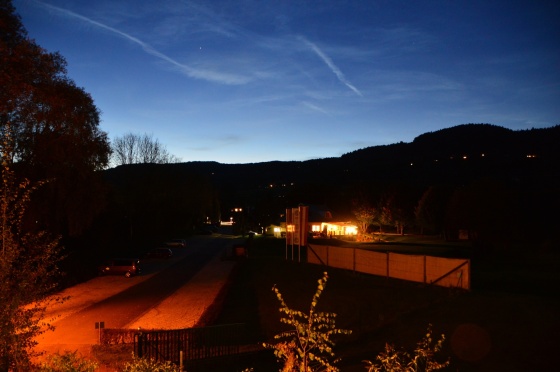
[264,271,352,372]
[37,350,98,372]
[121,354,181,372]
[364,324,450,372]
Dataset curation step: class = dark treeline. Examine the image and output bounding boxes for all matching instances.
[15,121,558,285]
[94,124,559,266]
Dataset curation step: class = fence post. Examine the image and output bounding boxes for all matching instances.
[136,333,143,358]
[386,252,389,279]
[467,259,471,290]
[423,255,427,285]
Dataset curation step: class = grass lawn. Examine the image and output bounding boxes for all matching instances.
[213,235,560,371]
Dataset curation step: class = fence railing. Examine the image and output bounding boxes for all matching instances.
[308,244,470,290]
[134,323,248,365]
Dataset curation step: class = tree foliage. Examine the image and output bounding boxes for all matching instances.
[1,0,111,236]
[111,132,181,167]
[414,185,453,235]
[445,179,520,251]
[105,163,216,244]
[351,188,380,239]
[0,126,64,371]
[264,271,352,372]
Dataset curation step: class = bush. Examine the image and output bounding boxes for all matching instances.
[121,354,181,372]
[364,324,450,372]
[37,350,98,372]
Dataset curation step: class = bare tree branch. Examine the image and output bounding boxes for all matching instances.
[110,133,181,166]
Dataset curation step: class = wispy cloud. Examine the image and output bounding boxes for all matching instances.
[302,101,329,115]
[36,1,250,85]
[299,36,362,97]
[189,134,244,152]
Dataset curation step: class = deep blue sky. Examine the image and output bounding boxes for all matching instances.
[14,0,560,164]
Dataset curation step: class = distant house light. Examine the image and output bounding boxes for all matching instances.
[463,155,467,160]
[526,154,537,158]
[346,226,358,235]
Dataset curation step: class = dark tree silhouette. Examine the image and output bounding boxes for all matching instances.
[1,0,111,236]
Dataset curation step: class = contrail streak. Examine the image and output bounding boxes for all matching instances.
[300,37,362,96]
[36,1,250,85]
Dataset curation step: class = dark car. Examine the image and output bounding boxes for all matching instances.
[145,247,173,259]
[98,258,141,278]
[163,239,186,248]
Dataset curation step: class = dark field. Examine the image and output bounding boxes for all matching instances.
[213,236,560,372]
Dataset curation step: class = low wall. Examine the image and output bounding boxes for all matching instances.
[308,244,470,290]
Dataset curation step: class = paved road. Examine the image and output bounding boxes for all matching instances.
[35,235,236,349]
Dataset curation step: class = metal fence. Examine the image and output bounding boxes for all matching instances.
[134,323,248,365]
[308,244,470,290]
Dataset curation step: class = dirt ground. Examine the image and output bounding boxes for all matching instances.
[33,246,238,370]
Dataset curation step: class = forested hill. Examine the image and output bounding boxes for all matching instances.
[101,123,559,250]
[107,123,560,199]
[342,123,560,164]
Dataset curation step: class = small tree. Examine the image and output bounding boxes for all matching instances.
[0,125,63,371]
[264,271,352,372]
[110,132,181,167]
[352,203,377,239]
[364,324,450,372]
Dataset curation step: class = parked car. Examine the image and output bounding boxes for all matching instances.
[145,247,173,259]
[163,239,186,248]
[98,258,141,278]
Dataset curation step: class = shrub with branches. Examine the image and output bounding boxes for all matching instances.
[0,125,64,371]
[364,324,450,372]
[37,350,98,372]
[121,354,181,372]
[264,271,352,372]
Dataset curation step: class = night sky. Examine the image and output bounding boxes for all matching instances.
[14,0,560,164]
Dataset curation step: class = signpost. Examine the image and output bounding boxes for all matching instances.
[95,321,105,344]
[285,205,308,262]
